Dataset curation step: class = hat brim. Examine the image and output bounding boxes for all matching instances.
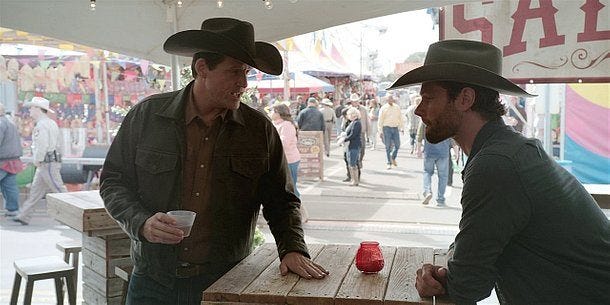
[24,101,55,113]
[387,62,536,97]
[163,30,283,75]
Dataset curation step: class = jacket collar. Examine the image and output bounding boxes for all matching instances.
[156,81,246,127]
[466,118,507,167]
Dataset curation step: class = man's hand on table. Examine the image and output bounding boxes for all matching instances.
[140,212,184,244]
[416,263,448,297]
[280,252,329,279]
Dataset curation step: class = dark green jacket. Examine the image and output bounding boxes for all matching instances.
[100,82,308,287]
[447,119,610,305]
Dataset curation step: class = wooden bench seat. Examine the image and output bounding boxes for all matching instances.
[10,256,76,305]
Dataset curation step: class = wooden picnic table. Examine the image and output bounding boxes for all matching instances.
[203,243,453,305]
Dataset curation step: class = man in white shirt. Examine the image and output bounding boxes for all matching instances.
[378,95,404,169]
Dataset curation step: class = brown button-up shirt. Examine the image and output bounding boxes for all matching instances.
[179,90,226,263]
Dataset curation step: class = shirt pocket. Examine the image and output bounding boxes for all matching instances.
[230,155,269,180]
[135,148,179,206]
[135,148,177,174]
[225,155,269,206]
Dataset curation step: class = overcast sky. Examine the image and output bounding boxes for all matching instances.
[290,9,438,76]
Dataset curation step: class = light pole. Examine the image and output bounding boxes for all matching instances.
[359,24,387,96]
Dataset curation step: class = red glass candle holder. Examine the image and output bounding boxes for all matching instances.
[355,241,384,273]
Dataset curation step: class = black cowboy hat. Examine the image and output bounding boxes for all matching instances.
[163,17,283,75]
[388,40,535,97]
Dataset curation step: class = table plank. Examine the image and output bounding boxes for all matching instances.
[203,243,278,302]
[239,244,324,304]
[287,244,357,305]
[335,246,397,305]
[384,247,434,305]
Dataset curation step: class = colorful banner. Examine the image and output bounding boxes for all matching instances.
[442,0,610,83]
[564,83,610,183]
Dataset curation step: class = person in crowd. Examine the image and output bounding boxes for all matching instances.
[100,18,327,305]
[0,102,23,217]
[334,99,346,135]
[271,103,301,198]
[405,93,422,154]
[348,93,369,174]
[378,95,404,169]
[446,139,458,187]
[296,94,306,114]
[367,98,380,150]
[343,107,362,186]
[338,107,352,182]
[417,122,452,206]
[296,97,325,133]
[271,103,309,223]
[319,98,335,157]
[13,97,67,225]
[388,39,610,304]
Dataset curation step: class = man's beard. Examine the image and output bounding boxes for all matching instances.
[425,104,461,144]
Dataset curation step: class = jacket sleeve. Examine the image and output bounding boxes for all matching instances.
[447,154,530,304]
[345,121,361,142]
[99,108,154,242]
[259,121,309,260]
[296,111,303,129]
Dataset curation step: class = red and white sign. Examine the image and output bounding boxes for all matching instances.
[441,0,610,83]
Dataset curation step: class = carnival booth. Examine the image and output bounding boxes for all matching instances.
[247,71,334,97]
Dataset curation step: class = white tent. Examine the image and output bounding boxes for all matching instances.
[248,71,334,94]
[0,0,474,66]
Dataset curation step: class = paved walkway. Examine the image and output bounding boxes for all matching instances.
[0,133,475,304]
[291,135,464,248]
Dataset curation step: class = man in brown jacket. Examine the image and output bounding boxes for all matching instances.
[100,18,327,305]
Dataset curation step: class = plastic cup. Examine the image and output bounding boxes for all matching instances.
[167,210,197,237]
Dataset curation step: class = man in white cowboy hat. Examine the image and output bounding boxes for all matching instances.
[100,17,327,305]
[13,97,67,225]
[388,40,610,304]
[319,98,335,157]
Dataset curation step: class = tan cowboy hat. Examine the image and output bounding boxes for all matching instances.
[320,98,333,106]
[349,93,361,102]
[163,17,283,75]
[388,40,535,97]
[24,97,55,113]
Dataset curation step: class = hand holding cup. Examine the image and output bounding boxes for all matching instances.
[167,210,197,237]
